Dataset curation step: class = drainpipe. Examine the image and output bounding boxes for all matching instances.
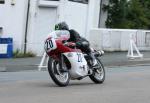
[98,0,103,28]
[24,0,30,54]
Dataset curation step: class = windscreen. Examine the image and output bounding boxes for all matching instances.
[48,30,70,40]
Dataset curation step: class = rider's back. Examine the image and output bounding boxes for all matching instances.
[68,29,81,42]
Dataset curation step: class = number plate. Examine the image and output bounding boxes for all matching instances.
[44,38,57,52]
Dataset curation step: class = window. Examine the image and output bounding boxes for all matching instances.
[69,0,88,4]
[0,0,4,4]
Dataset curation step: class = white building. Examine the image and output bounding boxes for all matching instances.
[99,0,108,28]
[0,0,101,55]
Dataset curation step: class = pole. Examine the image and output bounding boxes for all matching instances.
[24,0,30,54]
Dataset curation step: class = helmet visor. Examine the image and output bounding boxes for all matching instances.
[55,25,60,30]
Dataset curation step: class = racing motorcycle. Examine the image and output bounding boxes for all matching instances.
[44,30,105,86]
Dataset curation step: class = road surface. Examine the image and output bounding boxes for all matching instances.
[0,66,150,103]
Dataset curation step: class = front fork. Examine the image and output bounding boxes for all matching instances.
[59,54,68,72]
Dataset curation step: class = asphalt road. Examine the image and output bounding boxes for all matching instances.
[0,66,150,103]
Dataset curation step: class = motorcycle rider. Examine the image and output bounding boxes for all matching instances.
[54,22,97,66]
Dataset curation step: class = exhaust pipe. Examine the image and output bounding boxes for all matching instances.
[94,50,104,57]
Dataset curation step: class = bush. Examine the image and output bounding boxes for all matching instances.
[13,49,36,58]
[104,0,150,29]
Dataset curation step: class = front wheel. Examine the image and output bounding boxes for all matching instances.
[89,58,105,84]
[48,57,70,87]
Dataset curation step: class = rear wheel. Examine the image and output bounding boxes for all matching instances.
[89,58,105,84]
[48,58,70,87]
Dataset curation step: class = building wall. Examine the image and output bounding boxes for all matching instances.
[63,1,88,37]
[27,0,89,55]
[0,0,28,50]
[86,0,100,39]
[0,0,101,56]
[27,0,100,55]
[26,0,58,55]
[99,0,108,28]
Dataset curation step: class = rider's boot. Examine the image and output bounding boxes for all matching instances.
[88,52,97,67]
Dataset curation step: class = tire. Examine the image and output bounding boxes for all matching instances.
[89,58,105,84]
[48,58,70,87]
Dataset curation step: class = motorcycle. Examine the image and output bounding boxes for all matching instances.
[44,30,105,87]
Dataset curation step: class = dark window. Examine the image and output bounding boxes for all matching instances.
[0,0,5,4]
[69,0,88,4]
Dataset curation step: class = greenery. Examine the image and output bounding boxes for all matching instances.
[103,0,150,29]
[13,49,36,58]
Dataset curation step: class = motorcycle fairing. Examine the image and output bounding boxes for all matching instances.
[44,37,57,53]
[63,52,89,79]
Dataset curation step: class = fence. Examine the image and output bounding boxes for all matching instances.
[89,28,150,51]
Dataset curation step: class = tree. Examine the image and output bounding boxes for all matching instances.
[104,0,150,29]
